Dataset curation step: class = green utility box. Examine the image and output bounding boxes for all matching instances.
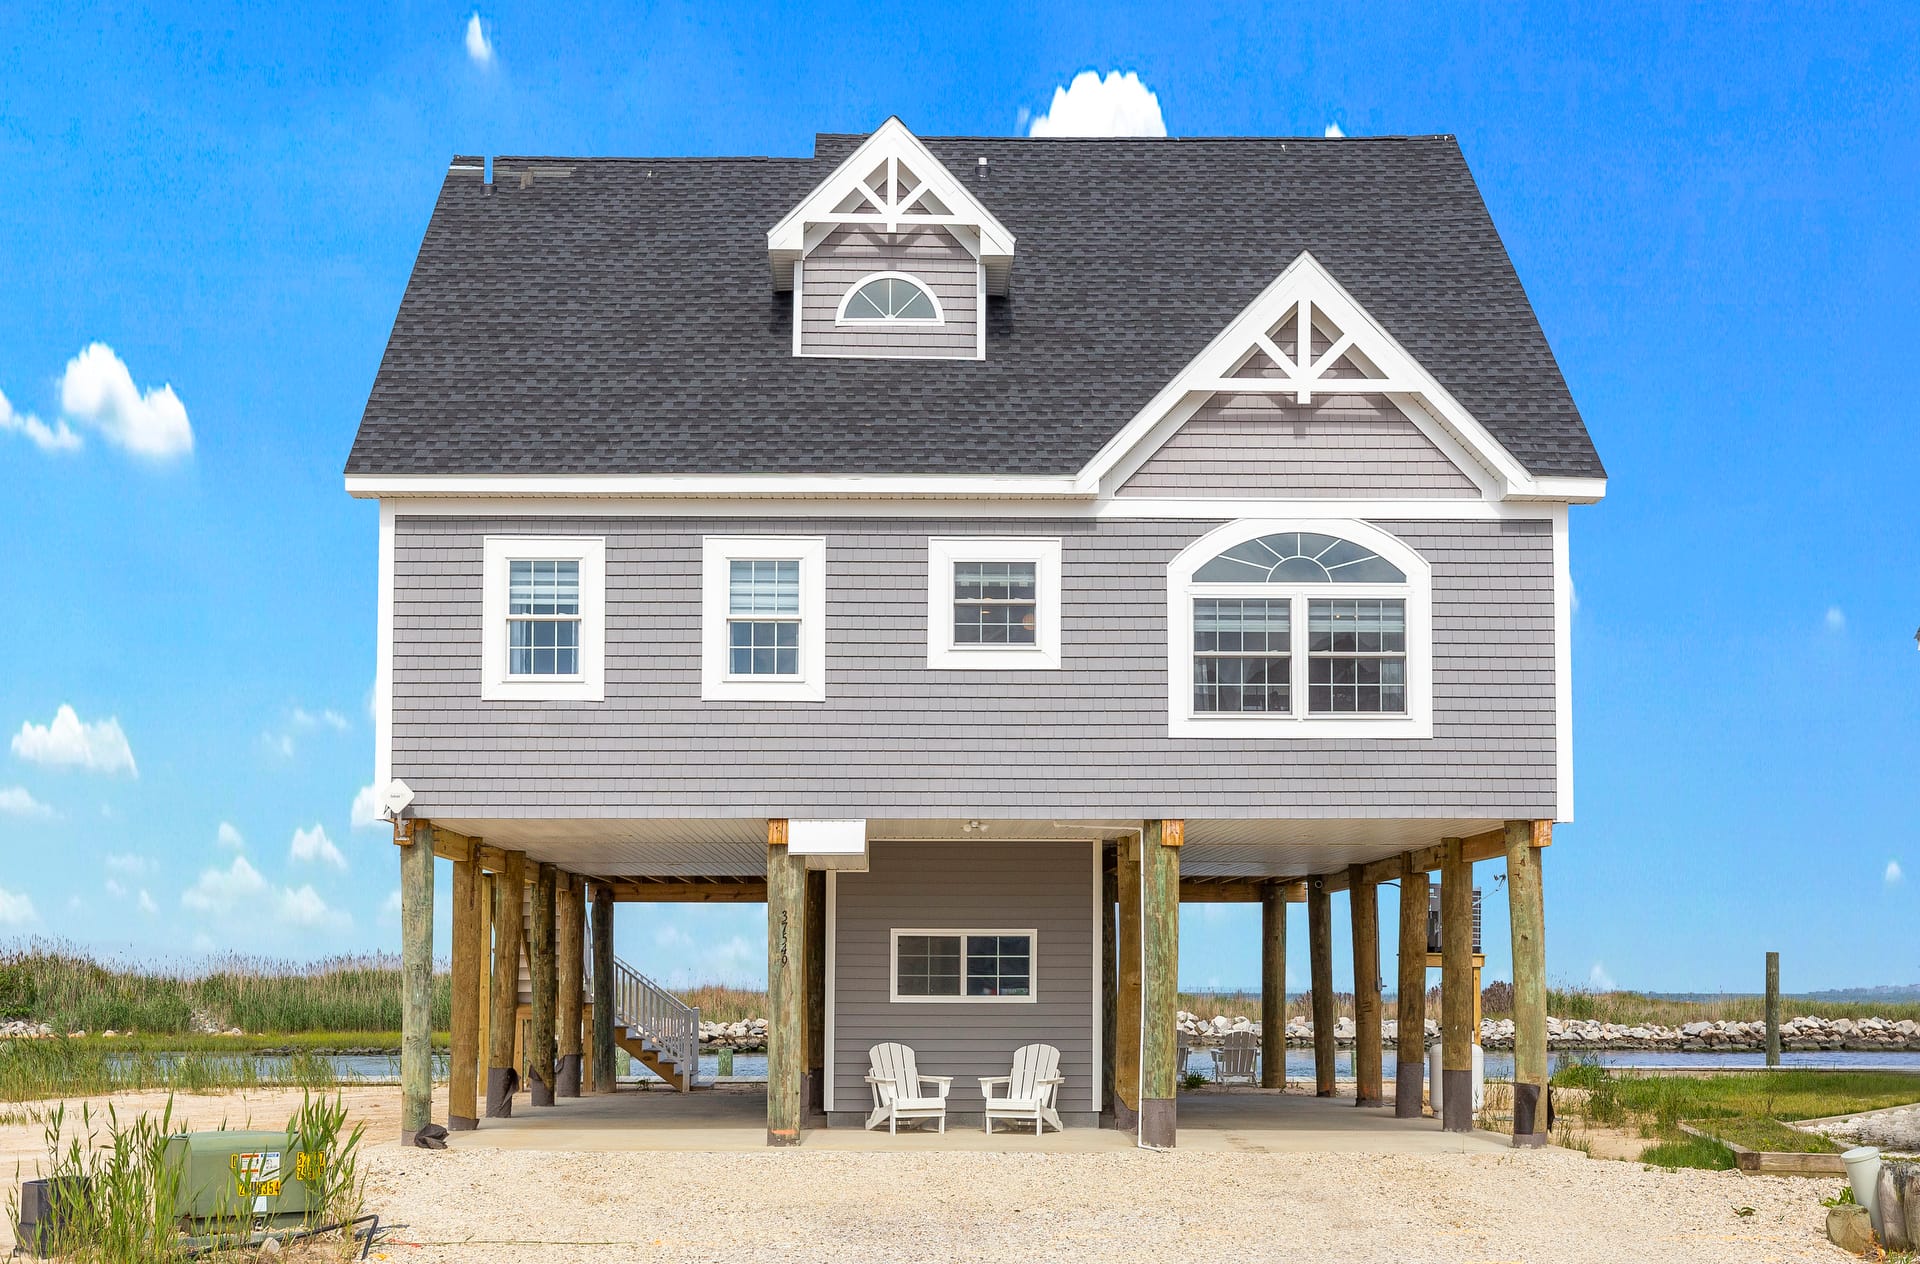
[161,1130,324,1228]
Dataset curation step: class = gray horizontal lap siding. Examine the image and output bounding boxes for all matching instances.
[391,514,1557,818]
[831,839,1096,1118]
[1118,394,1481,499]
[798,225,978,358]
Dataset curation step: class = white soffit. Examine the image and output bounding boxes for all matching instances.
[789,817,870,872]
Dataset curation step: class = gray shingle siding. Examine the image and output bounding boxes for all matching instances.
[829,839,1098,1121]
[799,226,978,358]
[392,513,1557,819]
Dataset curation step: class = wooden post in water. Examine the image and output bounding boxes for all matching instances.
[1260,881,1287,1089]
[1101,847,1117,1114]
[1506,820,1550,1145]
[399,821,436,1145]
[1112,832,1142,1131]
[448,848,482,1131]
[1395,860,1431,1118]
[1140,820,1182,1148]
[486,849,526,1117]
[1765,951,1781,1068]
[1349,865,1384,1107]
[1308,880,1336,1097]
[803,868,827,1114]
[529,862,558,1106]
[591,882,615,1094]
[766,819,806,1146]
[1440,837,1474,1133]
[556,873,585,1097]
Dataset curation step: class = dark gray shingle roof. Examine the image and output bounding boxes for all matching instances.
[346,134,1603,480]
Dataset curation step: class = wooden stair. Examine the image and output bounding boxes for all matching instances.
[612,1025,694,1092]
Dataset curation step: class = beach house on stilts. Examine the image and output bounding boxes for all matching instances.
[347,119,1604,1149]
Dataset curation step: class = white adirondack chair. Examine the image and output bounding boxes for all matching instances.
[863,1042,952,1134]
[978,1043,1065,1135]
[1214,1029,1258,1085]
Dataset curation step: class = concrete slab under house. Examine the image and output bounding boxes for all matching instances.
[347,118,1603,1152]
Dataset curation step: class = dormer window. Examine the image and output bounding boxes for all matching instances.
[838,273,943,325]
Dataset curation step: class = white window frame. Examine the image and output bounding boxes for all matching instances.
[480,536,606,702]
[834,271,946,327]
[888,928,1038,1004]
[701,535,827,702]
[1167,519,1431,738]
[925,537,1062,670]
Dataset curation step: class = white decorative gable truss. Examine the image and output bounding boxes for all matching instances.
[1077,252,1604,504]
[767,117,1017,294]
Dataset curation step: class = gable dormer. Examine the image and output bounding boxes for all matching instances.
[769,119,1015,361]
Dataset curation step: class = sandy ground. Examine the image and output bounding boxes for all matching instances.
[1,1086,1846,1263]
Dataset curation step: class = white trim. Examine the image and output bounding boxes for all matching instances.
[976,258,986,360]
[1552,503,1574,823]
[479,536,607,702]
[1089,838,1102,1114]
[790,259,804,358]
[824,869,838,1112]
[374,500,395,797]
[832,271,945,326]
[1166,518,1433,739]
[925,537,1062,670]
[700,535,827,702]
[887,928,1038,1004]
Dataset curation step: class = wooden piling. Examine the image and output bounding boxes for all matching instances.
[528,863,558,1106]
[1395,860,1430,1118]
[1440,837,1473,1133]
[1112,832,1142,1130]
[486,849,526,1117]
[1308,880,1335,1097]
[1101,847,1117,1114]
[557,873,585,1098]
[1140,820,1181,1148]
[1765,951,1781,1068]
[591,882,615,1094]
[1349,865,1383,1107]
[398,821,436,1144]
[803,868,827,1114]
[475,871,493,1103]
[1506,820,1549,1145]
[1260,882,1286,1089]
[448,849,482,1130]
[766,820,805,1146]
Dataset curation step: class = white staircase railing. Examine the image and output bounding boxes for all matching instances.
[590,952,701,1086]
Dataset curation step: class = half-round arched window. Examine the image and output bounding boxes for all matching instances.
[836,272,944,324]
[1167,520,1431,737]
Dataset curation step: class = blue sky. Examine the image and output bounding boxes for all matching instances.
[0,3,1914,996]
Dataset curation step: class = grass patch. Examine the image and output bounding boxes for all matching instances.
[1690,1116,1839,1154]
[1640,1132,1737,1170]
[1543,986,1920,1026]
[66,1031,447,1054]
[677,983,769,1025]
[0,1036,350,1103]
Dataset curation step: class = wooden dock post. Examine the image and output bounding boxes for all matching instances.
[486,849,526,1117]
[1440,837,1473,1132]
[1765,950,1781,1068]
[448,847,482,1131]
[1506,820,1550,1145]
[1112,832,1141,1131]
[766,819,806,1146]
[1308,879,1335,1097]
[528,863,558,1106]
[398,821,436,1145]
[1101,847,1117,1114]
[1349,865,1383,1107]
[1140,820,1181,1148]
[557,873,585,1098]
[1260,881,1287,1089]
[475,871,493,1105]
[1395,859,1430,1118]
[803,868,827,1115]
[591,882,615,1094]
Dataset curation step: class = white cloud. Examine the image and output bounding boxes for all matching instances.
[0,786,55,819]
[278,884,350,931]
[290,707,348,733]
[58,343,193,460]
[105,877,127,898]
[1588,961,1616,991]
[464,12,494,66]
[1324,121,1345,138]
[351,782,385,831]
[0,388,82,454]
[0,888,37,926]
[217,821,245,851]
[1825,606,1846,632]
[290,823,346,871]
[137,889,157,915]
[104,852,153,878]
[182,855,270,914]
[11,705,137,776]
[261,731,296,759]
[1888,860,1905,885]
[1028,70,1167,138]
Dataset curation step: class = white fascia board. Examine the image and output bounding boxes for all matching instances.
[1508,476,1608,504]
[369,493,1559,521]
[374,499,395,797]
[344,473,1085,500]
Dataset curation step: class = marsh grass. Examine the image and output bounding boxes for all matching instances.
[1640,1132,1737,1171]
[675,983,768,1025]
[0,1037,348,1103]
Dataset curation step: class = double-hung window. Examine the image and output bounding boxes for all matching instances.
[702,536,826,701]
[480,537,606,702]
[925,538,1062,669]
[891,929,1036,1002]
[1169,521,1430,737]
